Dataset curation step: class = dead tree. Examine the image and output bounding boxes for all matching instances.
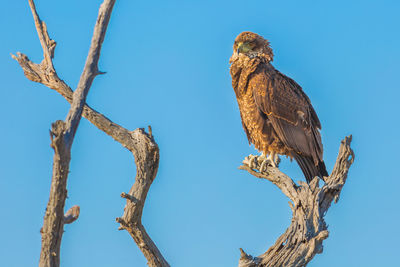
[13,1,354,267]
[13,0,168,266]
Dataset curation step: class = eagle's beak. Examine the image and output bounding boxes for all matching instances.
[236,42,243,54]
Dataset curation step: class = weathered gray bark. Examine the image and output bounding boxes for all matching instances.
[238,136,354,267]
[39,120,71,267]
[116,128,170,267]
[14,0,116,266]
[13,1,168,266]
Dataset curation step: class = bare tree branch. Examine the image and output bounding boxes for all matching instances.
[116,128,169,267]
[11,50,133,147]
[13,2,169,266]
[27,0,55,69]
[238,135,354,267]
[39,120,71,267]
[63,0,116,148]
[13,49,168,267]
[15,1,115,266]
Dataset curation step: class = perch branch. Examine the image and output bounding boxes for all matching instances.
[13,1,168,266]
[238,135,354,267]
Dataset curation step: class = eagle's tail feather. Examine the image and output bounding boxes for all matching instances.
[293,154,328,183]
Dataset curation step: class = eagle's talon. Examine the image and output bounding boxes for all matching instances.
[259,158,269,172]
[267,152,280,168]
[244,153,280,172]
[244,154,258,169]
[275,156,281,167]
[258,153,281,172]
[249,154,258,169]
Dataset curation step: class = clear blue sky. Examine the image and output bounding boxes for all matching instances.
[1,0,399,266]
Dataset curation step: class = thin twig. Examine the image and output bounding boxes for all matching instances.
[27,0,55,69]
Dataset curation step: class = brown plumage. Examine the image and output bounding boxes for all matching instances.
[229,31,328,182]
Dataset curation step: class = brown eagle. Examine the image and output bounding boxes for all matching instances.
[229,31,328,182]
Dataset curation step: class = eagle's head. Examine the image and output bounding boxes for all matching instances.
[230,31,274,63]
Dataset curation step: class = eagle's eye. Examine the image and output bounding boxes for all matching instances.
[237,41,255,54]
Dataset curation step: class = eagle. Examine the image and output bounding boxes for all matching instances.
[229,31,328,182]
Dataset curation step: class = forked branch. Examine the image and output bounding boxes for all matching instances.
[238,136,354,267]
[21,1,117,266]
[13,1,168,266]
